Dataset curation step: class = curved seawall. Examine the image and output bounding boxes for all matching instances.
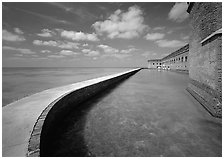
[2,68,141,157]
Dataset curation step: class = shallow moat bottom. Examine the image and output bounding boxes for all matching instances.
[42,70,221,157]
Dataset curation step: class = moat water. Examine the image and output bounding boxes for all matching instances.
[44,69,221,157]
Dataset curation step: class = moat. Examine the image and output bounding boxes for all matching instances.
[44,69,221,157]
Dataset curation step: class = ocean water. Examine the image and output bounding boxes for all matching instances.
[2,67,131,107]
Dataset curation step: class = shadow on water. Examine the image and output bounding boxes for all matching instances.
[42,74,136,157]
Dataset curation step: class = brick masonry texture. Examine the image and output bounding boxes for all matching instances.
[187,80,221,118]
[189,3,222,42]
[148,44,189,71]
[187,2,222,118]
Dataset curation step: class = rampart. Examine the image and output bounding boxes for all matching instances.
[147,2,222,118]
[147,59,161,68]
[186,2,222,118]
[148,44,189,72]
[2,68,141,157]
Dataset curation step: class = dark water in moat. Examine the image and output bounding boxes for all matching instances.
[2,67,130,106]
[43,69,221,157]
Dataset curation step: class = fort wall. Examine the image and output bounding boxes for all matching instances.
[148,44,189,72]
[148,2,222,118]
[147,59,161,68]
[161,44,189,71]
[187,2,222,118]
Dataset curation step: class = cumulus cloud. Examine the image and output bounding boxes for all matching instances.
[37,29,55,37]
[60,50,78,56]
[3,29,25,41]
[145,33,165,41]
[120,48,137,54]
[33,40,56,46]
[98,44,119,54]
[33,40,79,49]
[3,46,35,54]
[41,50,51,53]
[58,42,79,49]
[86,50,100,56]
[155,39,186,48]
[82,49,99,56]
[14,28,24,34]
[83,43,89,47]
[82,49,91,53]
[97,44,135,59]
[92,5,147,39]
[168,3,189,22]
[60,30,99,41]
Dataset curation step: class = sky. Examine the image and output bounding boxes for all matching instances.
[2,2,191,67]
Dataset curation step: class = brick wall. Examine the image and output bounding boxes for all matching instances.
[189,3,222,42]
[147,60,161,69]
[148,44,189,72]
[187,2,222,118]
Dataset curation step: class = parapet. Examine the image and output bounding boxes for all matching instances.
[2,68,141,157]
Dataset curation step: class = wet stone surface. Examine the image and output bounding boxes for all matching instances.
[45,70,221,157]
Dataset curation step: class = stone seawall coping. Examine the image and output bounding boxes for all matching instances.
[2,68,141,157]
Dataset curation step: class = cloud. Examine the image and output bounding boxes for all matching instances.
[155,39,186,48]
[153,26,165,31]
[98,44,119,54]
[14,28,24,34]
[97,44,136,57]
[49,3,98,20]
[60,30,99,41]
[168,3,189,22]
[145,33,165,40]
[37,29,55,37]
[41,50,51,53]
[83,43,89,47]
[49,2,73,12]
[48,55,64,58]
[181,35,189,40]
[59,42,79,49]
[82,49,91,53]
[97,44,134,59]
[13,6,73,25]
[102,54,131,59]
[167,30,173,34]
[3,46,35,54]
[2,29,25,41]
[33,40,57,46]
[92,5,148,39]
[86,50,100,56]
[120,48,137,54]
[81,49,99,56]
[33,40,79,49]
[59,50,78,56]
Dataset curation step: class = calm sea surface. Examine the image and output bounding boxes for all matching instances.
[2,67,131,107]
